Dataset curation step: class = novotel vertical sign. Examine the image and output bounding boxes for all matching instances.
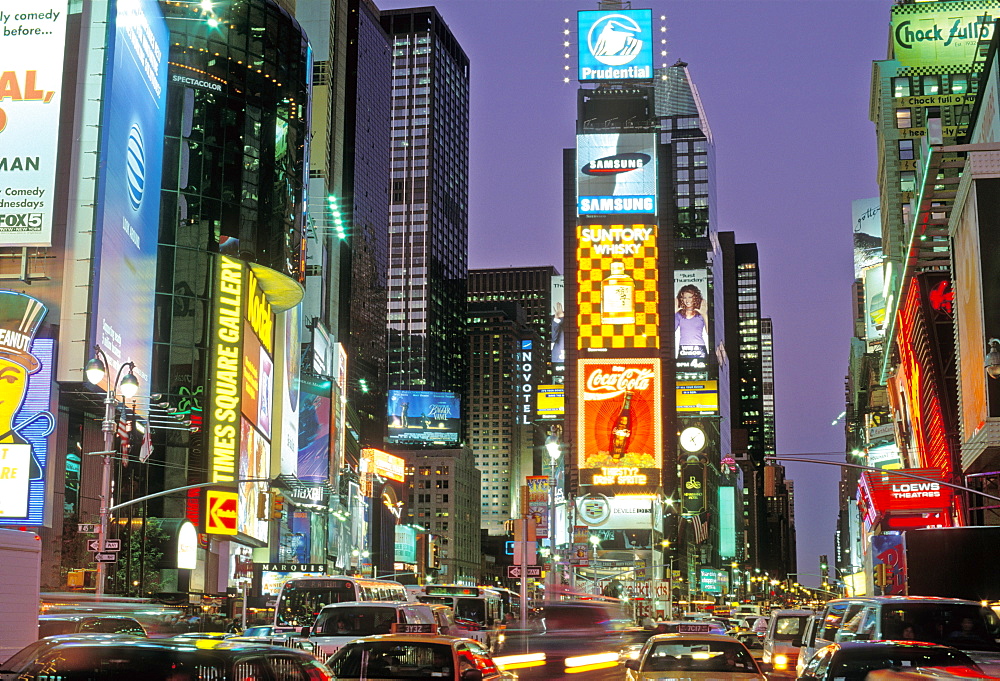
[578,9,654,82]
[517,340,534,425]
[209,255,245,484]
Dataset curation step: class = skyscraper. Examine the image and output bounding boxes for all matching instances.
[381,8,470,395]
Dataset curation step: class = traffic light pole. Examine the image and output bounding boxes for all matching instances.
[107,478,270,513]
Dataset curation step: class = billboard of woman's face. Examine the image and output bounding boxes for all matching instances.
[674,269,710,370]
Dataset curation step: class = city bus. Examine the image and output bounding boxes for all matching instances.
[411,585,504,651]
[272,576,406,634]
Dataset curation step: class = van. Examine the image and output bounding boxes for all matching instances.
[815,596,1000,675]
[762,609,814,676]
[795,612,825,677]
[309,601,436,657]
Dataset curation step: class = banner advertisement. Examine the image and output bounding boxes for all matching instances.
[674,269,711,370]
[681,458,707,515]
[577,9,654,81]
[852,197,882,279]
[863,264,887,343]
[331,343,347,493]
[0,1,67,246]
[576,224,659,350]
[871,533,907,596]
[395,525,417,564]
[526,475,549,539]
[571,525,591,565]
[387,390,460,444]
[238,420,269,543]
[0,291,53,523]
[576,494,653,530]
[577,359,661,494]
[891,1,996,68]
[90,0,168,395]
[551,275,565,373]
[577,133,657,215]
[277,306,300,476]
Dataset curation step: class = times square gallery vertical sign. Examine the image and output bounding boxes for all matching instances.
[90,0,168,392]
[0,2,68,246]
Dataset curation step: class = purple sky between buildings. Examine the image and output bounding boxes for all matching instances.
[377,0,894,586]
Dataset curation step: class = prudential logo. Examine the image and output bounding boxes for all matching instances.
[588,14,643,66]
[126,123,145,211]
[579,10,653,81]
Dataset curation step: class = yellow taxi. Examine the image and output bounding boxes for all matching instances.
[323,630,517,680]
[623,632,766,681]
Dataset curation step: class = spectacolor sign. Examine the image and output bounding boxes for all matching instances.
[578,9,654,82]
[205,489,238,535]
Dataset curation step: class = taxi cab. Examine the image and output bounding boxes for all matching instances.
[324,631,516,680]
[623,632,766,681]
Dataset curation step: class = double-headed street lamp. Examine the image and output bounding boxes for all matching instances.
[85,346,140,597]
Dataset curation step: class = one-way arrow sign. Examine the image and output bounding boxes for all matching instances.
[94,553,118,563]
[506,565,542,579]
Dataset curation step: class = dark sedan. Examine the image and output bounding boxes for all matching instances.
[798,640,981,681]
[7,637,333,680]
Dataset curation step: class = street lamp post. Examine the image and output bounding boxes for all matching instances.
[545,439,561,600]
[85,346,140,597]
[589,535,601,595]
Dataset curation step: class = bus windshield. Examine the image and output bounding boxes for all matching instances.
[276,583,357,627]
[455,598,488,625]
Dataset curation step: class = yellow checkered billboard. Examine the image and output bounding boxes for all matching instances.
[576,223,658,349]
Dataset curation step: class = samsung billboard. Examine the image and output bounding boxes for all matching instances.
[90,0,168,393]
[577,133,657,215]
[387,390,460,444]
[578,9,654,82]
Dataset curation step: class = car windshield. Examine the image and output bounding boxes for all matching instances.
[831,646,976,681]
[328,641,453,679]
[79,618,145,636]
[39,620,77,638]
[774,616,810,642]
[644,640,758,673]
[315,606,396,636]
[880,604,1000,649]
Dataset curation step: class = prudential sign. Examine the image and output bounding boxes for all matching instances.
[578,9,654,82]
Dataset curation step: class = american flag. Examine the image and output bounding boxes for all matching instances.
[690,513,710,545]
[139,425,153,463]
[117,411,132,467]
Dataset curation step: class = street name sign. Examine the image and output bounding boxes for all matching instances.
[77,524,97,533]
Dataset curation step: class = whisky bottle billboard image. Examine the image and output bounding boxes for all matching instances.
[577,359,661,493]
[601,262,635,325]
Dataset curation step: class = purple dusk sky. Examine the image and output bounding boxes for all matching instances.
[378,0,892,585]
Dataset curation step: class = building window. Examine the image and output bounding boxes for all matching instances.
[900,170,916,193]
[895,108,912,129]
[951,74,968,94]
[892,77,911,98]
[921,75,939,95]
[898,139,914,160]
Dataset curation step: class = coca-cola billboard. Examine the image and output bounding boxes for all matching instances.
[577,359,661,493]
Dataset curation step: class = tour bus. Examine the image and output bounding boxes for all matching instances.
[410,584,504,651]
[272,576,406,635]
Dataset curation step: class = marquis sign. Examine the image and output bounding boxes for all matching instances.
[578,9,654,82]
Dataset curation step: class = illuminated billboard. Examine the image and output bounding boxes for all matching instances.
[674,269,711,370]
[676,380,718,414]
[0,1,67,246]
[576,494,653,530]
[537,385,565,418]
[891,1,997,68]
[577,359,661,493]
[387,390,460,444]
[863,264,887,343]
[550,275,565,370]
[577,9,654,81]
[238,420,269,543]
[577,134,657,215]
[298,375,331,484]
[90,0,168,396]
[0,292,53,524]
[576,224,659,350]
[526,476,549,538]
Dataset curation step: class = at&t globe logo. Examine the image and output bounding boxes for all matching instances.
[579,9,653,81]
[126,123,145,211]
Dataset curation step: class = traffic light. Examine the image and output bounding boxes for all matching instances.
[257,492,269,520]
[819,554,829,575]
[270,491,285,520]
[431,542,440,569]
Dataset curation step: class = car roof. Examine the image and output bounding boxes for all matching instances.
[320,600,412,608]
[832,641,960,651]
[340,634,476,645]
[647,632,748,644]
[38,637,316,656]
[826,596,981,606]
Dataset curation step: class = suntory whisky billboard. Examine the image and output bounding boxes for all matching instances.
[577,358,661,494]
[576,223,659,350]
[577,133,657,215]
